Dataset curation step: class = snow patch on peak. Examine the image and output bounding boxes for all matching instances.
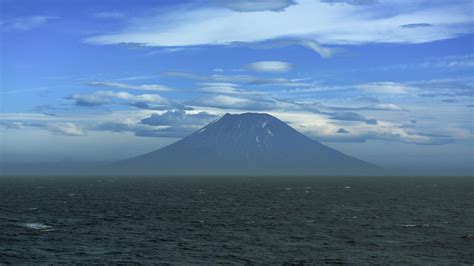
[262,122,267,128]
[266,129,273,136]
[256,136,262,150]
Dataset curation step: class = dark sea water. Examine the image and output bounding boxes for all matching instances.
[0,176,473,264]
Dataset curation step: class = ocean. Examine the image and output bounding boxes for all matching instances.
[0,176,473,264]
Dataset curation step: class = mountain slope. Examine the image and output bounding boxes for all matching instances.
[118,113,380,176]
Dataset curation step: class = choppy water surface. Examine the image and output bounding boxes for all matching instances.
[0,176,473,264]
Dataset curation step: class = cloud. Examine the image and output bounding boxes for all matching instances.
[117,75,161,81]
[188,94,319,113]
[190,95,265,110]
[247,61,293,73]
[375,54,474,71]
[213,0,297,12]
[296,117,456,145]
[326,111,377,124]
[1,120,86,136]
[362,103,407,111]
[92,122,133,133]
[30,104,73,115]
[46,123,86,136]
[198,82,242,94]
[66,90,183,109]
[91,121,190,138]
[86,0,473,55]
[422,54,474,68]
[320,102,406,112]
[248,39,336,58]
[317,130,455,145]
[320,0,378,5]
[199,86,240,94]
[353,97,380,104]
[414,80,474,98]
[1,16,57,32]
[441,99,459,103]
[93,122,175,136]
[357,82,416,94]
[141,110,218,126]
[86,81,173,92]
[0,121,24,129]
[93,11,124,19]
[163,71,310,86]
[197,82,265,95]
[400,23,434,29]
[134,126,197,138]
[337,128,350,133]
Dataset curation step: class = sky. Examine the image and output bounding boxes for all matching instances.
[0,0,473,173]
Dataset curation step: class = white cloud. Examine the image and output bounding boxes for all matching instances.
[0,118,86,137]
[199,82,240,87]
[284,112,454,145]
[363,103,406,111]
[86,0,473,55]
[1,16,57,32]
[357,82,416,94]
[141,110,218,126]
[67,90,178,109]
[86,81,173,92]
[199,85,241,94]
[247,61,293,73]
[164,71,311,86]
[213,0,297,12]
[375,54,474,71]
[320,0,378,5]
[93,11,124,19]
[189,94,307,112]
[192,95,252,109]
[47,123,86,136]
[197,82,265,95]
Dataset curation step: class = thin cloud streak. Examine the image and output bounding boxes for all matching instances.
[85,81,174,92]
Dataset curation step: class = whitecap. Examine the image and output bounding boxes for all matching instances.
[402,224,417,228]
[22,223,53,230]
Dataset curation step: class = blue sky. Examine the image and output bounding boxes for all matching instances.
[1,0,473,171]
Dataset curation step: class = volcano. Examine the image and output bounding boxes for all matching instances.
[118,113,380,176]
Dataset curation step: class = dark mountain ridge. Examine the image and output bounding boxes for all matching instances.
[118,113,380,176]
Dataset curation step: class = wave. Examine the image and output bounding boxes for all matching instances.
[21,223,54,230]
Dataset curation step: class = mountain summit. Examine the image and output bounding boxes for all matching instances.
[119,113,379,176]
